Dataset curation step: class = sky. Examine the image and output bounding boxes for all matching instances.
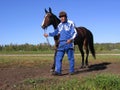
[0,0,120,45]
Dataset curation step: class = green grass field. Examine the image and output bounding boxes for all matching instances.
[0,53,120,90]
[0,53,120,67]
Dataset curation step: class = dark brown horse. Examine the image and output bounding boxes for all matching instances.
[41,8,96,71]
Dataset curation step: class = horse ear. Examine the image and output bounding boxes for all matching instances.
[45,9,48,13]
[49,7,52,13]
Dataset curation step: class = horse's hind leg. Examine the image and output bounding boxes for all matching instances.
[85,47,89,67]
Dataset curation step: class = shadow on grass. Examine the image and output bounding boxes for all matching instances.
[61,62,111,76]
[88,62,111,71]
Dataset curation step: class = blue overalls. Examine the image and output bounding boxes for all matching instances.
[49,20,77,74]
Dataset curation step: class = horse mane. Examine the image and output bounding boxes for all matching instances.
[51,14,60,29]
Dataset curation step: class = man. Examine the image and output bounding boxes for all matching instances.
[44,11,77,75]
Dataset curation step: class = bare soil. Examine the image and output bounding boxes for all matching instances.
[0,61,120,90]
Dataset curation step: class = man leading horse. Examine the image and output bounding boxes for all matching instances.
[44,11,77,75]
[42,8,96,75]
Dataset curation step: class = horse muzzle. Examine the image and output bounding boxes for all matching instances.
[41,25,47,29]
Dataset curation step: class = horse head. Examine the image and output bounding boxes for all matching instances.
[41,7,54,29]
[41,7,60,29]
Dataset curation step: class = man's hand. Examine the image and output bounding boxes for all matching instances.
[67,39,72,44]
[44,33,48,37]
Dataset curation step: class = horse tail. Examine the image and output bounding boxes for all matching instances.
[88,30,96,59]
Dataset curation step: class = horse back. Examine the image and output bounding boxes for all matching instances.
[76,26,92,36]
[74,26,93,44]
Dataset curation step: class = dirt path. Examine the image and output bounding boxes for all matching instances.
[0,60,120,90]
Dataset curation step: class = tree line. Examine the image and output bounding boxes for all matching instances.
[0,43,120,52]
[0,43,51,51]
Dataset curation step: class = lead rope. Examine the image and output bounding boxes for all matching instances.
[44,29,68,50]
[44,29,54,50]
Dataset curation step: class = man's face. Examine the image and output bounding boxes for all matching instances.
[60,16,67,23]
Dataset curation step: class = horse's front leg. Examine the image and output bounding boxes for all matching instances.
[78,44,85,68]
[51,35,59,72]
[50,49,57,72]
[81,51,85,68]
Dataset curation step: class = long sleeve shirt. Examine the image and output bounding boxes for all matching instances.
[49,20,77,41]
[49,20,77,49]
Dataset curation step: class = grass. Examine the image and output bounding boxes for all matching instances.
[0,53,120,90]
[13,74,120,90]
[0,53,120,68]
[0,55,53,68]
[0,50,54,54]
[0,49,120,54]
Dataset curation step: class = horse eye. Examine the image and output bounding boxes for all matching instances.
[49,15,52,18]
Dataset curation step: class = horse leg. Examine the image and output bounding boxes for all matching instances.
[51,36,59,72]
[85,47,89,67]
[78,44,85,68]
[84,40,89,67]
[51,50,57,72]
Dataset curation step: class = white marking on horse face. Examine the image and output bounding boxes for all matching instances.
[41,14,48,27]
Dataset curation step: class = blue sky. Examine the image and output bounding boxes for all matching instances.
[0,0,120,45]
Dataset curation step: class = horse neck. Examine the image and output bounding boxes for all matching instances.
[52,16,60,29]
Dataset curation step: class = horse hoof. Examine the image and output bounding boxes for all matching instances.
[80,65,88,69]
[86,65,89,68]
[50,69,54,72]
[80,66,85,69]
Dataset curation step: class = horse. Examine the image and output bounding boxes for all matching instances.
[41,8,96,71]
